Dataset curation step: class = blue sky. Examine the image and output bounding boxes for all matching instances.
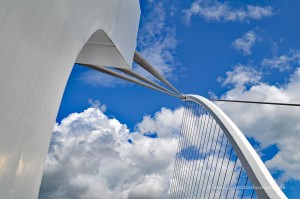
[40,0,300,198]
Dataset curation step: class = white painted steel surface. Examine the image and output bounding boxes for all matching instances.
[0,1,140,198]
[185,95,287,199]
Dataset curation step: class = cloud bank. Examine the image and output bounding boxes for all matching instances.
[39,102,249,199]
[39,104,183,199]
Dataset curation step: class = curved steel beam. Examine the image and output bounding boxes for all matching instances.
[116,68,179,96]
[133,51,181,95]
[184,94,287,199]
[83,64,179,97]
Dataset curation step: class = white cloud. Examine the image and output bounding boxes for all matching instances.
[136,107,183,138]
[184,1,274,23]
[232,31,257,55]
[39,105,184,199]
[218,64,262,87]
[88,99,107,112]
[217,66,300,182]
[136,2,178,81]
[262,50,300,71]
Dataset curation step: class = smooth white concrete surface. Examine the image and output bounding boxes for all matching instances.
[0,1,140,198]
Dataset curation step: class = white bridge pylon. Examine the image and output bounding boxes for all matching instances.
[0,1,140,198]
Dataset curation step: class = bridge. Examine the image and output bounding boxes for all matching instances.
[0,1,288,198]
[85,51,287,199]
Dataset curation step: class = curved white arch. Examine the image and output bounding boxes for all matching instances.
[185,95,287,199]
[0,1,140,198]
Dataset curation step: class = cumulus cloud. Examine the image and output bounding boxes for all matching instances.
[136,107,183,138]
[216,66,300,182]
[39,101,249,198]
[262,50,300,71]
[184,1,274,23]
[39,104,184,199]
[232,31,257,55]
